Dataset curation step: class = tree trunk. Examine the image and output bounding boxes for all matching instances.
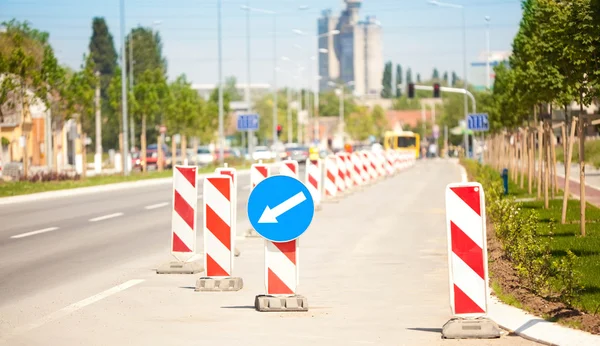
[550,125,558,197]
[171,135,177,169]
[562,117,577,224]
[192,137,199,166]
[157,135,163,172]
[579,95,586,236]
[181,134,187,165]
[528,130,533,195]
[81,133,87,180]
[537,123,543,199]
[141,115,147,173]
[520,129,526,189]
[544,123,550,209]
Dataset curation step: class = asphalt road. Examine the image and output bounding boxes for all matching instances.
[0,161,538,345]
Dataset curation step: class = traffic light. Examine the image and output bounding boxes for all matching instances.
[407,83,415,99]
[433,83,440,98]
[276,124,282,137]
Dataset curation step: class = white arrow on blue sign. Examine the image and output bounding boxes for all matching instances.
[247,175,315,242]
[467,113,489,132]
[237,114,259,131]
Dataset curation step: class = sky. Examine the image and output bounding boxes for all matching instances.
[0,0,523,89]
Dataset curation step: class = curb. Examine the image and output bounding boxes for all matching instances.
[488,296,599,346]
[0,169,251,206]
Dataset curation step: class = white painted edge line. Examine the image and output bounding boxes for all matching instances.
[144,202,169,210]
[10,227,59,239]
[0,279,144,343]
[89,212,124,222]
[0,169,251,206]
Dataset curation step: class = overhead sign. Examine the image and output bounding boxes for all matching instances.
[247,175,314,242]
[467,113,489,132]
[237,113,259,131]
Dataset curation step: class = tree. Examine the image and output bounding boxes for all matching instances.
[381,61,393,98]
[443,71,449,85]
[126,26,167,82]
[406,68,413,85]
[395,64,403,97]
[451,71,458,86]
[224,76,243,102]
[89,18,117,98]
[371,105,388,136]
[65,54,97,136]
[416,73,421,83]
[133,68,169,171]
[432,68,440,81]
[346,106,373,141]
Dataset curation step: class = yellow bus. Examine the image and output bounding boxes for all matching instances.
[383,130,420,158]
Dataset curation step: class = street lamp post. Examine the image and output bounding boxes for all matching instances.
[119,0,130,175]
[217,0,225,165]
[485,16,491,90]
[328,80,354,141]
[428,0,469,157]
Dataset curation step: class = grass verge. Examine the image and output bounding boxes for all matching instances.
[0,161,254,198]
[463,159,600,334]
[555,139,600,168]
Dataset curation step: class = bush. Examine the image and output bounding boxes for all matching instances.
[461,159,582,305]
[20,171,80,183]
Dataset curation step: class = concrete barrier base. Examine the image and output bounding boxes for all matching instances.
[156,261,203,274]
[255,294,308,312]
[245,229,261,238]
[441,317,501,339]
[195,277,243,292]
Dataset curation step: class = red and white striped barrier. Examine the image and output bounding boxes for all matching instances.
[251,162,270,188]
[335,154,347,193]
[216,165,237,249]
[265,240,299,295]
[280,159,299,178]
[445,182,489,317]
[171,166,198,261]
[265,165,300,295]
[350,152,364,186]
[305,159,322,209]
[383,151,395,176]
[324,155,338,199]
[361,151,377,181]
[340,153,354,189]
[375,152,387,177]
[203,175,235,277]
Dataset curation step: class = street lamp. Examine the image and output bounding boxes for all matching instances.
[328,80,354,139]
[485,16,491,90]
[119,0,130,175]
[275,67,299,144]
[428,0,469,157]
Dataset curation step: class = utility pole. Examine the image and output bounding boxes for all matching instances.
[94,71,102,173]
[272,14,279,162]
[129,31,135,151]
[245,0,253,158]
[119,0,130,175]
[217,0,224,165]
[287,87,292,143]
[485,16,491,90]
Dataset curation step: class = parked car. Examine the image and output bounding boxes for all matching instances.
[252,146,274,161]
[286,146,309,163]
[145,144,170,169]
[131,152,142,171]
[194,147,215,166]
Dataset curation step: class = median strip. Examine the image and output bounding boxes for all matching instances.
[89,212,124,222]
[10,227,59,239]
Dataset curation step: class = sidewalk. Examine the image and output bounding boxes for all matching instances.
[555,162,600,207]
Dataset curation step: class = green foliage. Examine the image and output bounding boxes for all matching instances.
[65,54,97,130]
[224,76,243,102]
[406,68,412,84]
[126,26,167,83]
[318,90,355,118]
[395,64,402,97]
[416,73,421,83]
[166,74,211,141]
[432,68,439,81]
[443,71,449,85]
[381,61,393,98]
[451,71,458,87]
[89,17,117,97]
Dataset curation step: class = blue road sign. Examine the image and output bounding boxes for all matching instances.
[237,113,259,131]
[247,175,315,242]
[467,113,489,132]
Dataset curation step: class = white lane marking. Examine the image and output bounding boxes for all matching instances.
[89,212,124,222]
[10,227,59,239]
[0,279,144,343]
[144,202,169,210]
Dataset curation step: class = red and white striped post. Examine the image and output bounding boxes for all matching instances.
[216,164,240,257]
[280,159,299,178]
[443,182,500,338]
[157,165,203,274]
[445,182,489,316]
[364,151,379,181]
[335,154,347,194]
[264,164,300,297]
[196,174,243,291]
[305,158,322,210]
[383,151,395,176]
[375,152,387,178]
[340,153,354,190]
[247,162,270,237]
[324,155,338,201]
[350,152,364,187]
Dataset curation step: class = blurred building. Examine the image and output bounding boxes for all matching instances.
[318,0,383,98]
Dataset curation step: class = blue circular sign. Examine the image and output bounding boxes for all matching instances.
[247,175,315,242]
